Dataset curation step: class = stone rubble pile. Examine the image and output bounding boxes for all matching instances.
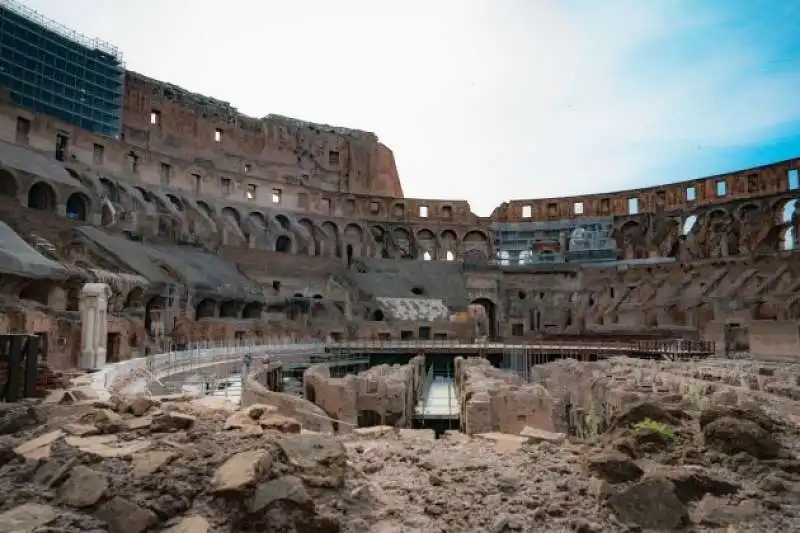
[0,356,796,532]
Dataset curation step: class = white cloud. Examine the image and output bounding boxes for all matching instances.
[23,0,800,215]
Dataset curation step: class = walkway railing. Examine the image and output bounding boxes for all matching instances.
[328,338,715,356]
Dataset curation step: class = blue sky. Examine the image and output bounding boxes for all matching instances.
[21,0,800,215]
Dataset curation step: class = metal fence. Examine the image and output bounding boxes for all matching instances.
[118,336,716,399]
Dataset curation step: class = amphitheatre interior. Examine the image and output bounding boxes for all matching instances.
[0,0,800,436]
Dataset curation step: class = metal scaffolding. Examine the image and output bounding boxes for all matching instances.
[0,0,124,136]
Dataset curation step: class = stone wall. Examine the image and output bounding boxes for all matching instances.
[303,356,424,433]
[241,376,334,433]
[454,357,556,435]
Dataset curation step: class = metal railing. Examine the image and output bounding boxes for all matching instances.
[328,338,715,355]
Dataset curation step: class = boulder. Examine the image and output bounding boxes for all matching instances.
[584,451,643,484]
[277,433,347,488]
[607,477,688,529]
[94,496,157,533]
[212,449,272,495]
[703,417,781,459]
[0,503,59,531]
[646,466,740,503]
[58,465,108,507]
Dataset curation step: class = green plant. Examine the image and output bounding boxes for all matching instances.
[634,418,675,440]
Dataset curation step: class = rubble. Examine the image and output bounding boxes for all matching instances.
[0,356,796,532]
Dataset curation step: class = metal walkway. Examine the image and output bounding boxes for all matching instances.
[415,367,458,419]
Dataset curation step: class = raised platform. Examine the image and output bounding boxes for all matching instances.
[327,340,714,359]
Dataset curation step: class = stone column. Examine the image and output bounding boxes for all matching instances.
[79,283,111,370]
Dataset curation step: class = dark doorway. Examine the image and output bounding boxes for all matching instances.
[106,332,120,363]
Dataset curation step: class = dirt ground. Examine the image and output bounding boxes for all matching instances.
[0,356,798,532]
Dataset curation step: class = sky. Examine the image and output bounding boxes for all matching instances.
[21,0,800,216]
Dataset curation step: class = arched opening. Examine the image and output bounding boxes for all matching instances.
[219,301,238,318]
[101,204,114,226]
[0,168,19,198]
[346,244,354,267]
[19,281,50,305]
[65,192,89,221]
[135,187,152,203]
[124,287,144,309]
[65,287,80,311]
[357,410,382,428]
[144,296,164,339]
[470,298,497,340]
[276,214,291,231]
[275,235,291,253]
[197,200,213,218]
[195,299,216,319]
[99,177,118,202]
[422,251,432,261]
[27,182,56,211]
[166,194,183,211]
[372,309,385,321]
[242,302,262,319]
[305,383,316,403]
[682,215,698,236]
[445,250,455,261]
[783,199,797,250]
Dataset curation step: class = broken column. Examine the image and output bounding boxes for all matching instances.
[79,283,111,369]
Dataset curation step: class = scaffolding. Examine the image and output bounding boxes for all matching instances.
[0,0,125,136]
[490,218,617,265]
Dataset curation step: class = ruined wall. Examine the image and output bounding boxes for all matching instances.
[304,356,424,433]
[241,375,334,433]
[748,321,800,362]
[454,357,556,435]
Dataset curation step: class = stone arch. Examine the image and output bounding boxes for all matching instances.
[166,194,184,212]
[65,192,90,221]
[779,197,799,251]
[197,200,214,218]
[343,223,363,258]
[392,227,412,258]
[275,214,291,231]
[416,228,437,259]
[372,309,384,321]
[222,206,241,227]
[124,287,144,309]
[249,211,268,229]
[462,230,490,259]
[220,301,238,318]
[242,302,263,319]
[27,181,57,211]
[99,177,118,201]
[322,221,340,257]
[275,235,292,253]
[19,280,50,305]
[298,218,319,256]
[440,229,458,259]
[682,215,698,235]
[134,186,152,203]
[0,167,19,198]
[196,299,217,319]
